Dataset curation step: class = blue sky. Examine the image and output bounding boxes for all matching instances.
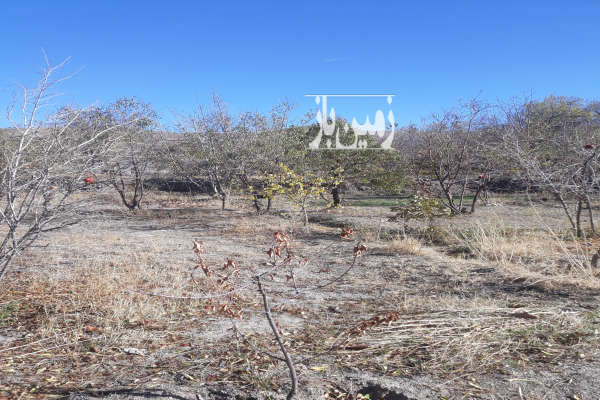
[1,1,599,128]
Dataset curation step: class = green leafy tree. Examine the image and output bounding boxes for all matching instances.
[305,119,406,205]
[265,163,343,226]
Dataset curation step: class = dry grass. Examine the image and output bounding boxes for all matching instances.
[1,191,600,398]
[2,253,232,339]
[0,249,263,398]
[142,190,214,209]
[282,291,600,387]
[221,216,271,236]
[386,236,424,255]
[447,220,600,289]
[326,302,599,376]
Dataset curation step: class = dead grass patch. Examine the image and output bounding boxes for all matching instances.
[305,298,600,377]
[2,194,600,398]
[447,221,600,289]
[328,306,599,376]
[0,252,256,398]
[387,237,423,255]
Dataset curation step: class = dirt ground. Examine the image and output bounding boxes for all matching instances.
[0,190,599,400]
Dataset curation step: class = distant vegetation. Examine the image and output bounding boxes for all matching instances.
[1,59,600,400]
[2,59,600,278]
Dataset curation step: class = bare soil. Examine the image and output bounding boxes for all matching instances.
[0,191,599,399]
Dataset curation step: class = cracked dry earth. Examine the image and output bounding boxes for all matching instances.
[0,194,599,400]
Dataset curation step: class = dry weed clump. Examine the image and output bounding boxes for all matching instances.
[451,224,549,263]
[355,228,380,243]
[387,236,423,255]
[449,221,600,288]
[322,303,600,377]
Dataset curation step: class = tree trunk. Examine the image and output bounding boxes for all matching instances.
[470,182,484,214]
[481,186,489,206]
[114,183,139,211]
[576,199,583,238]
[458,176,468,210]
[433,171,459,214]
[331,186,341,207]
[585,195,596,234]
[221,193,227,210]
[443,189,459,214]
[252,192,262,214]
[133,179,144,209]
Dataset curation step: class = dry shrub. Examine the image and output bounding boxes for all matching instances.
[387,236,423,255]
[422,225,453,245]
[450,221,600,287]
[452,224,545,263]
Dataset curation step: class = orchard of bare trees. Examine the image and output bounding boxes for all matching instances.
[3,59,600,282]
[2,58,600,400]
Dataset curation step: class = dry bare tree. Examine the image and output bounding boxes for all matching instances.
[0,57,125,280]
[501,96,600,236]
[415,99,490,214]
[171,92,250,209]
[167,94,298,211]
[103,97,158,210]
[61,98,158,210]
[237,101,302,213]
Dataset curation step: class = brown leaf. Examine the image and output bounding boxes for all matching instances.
[353,243,368,257]
[340,226,354,239]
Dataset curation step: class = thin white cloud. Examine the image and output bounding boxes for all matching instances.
[323,57,351,64]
